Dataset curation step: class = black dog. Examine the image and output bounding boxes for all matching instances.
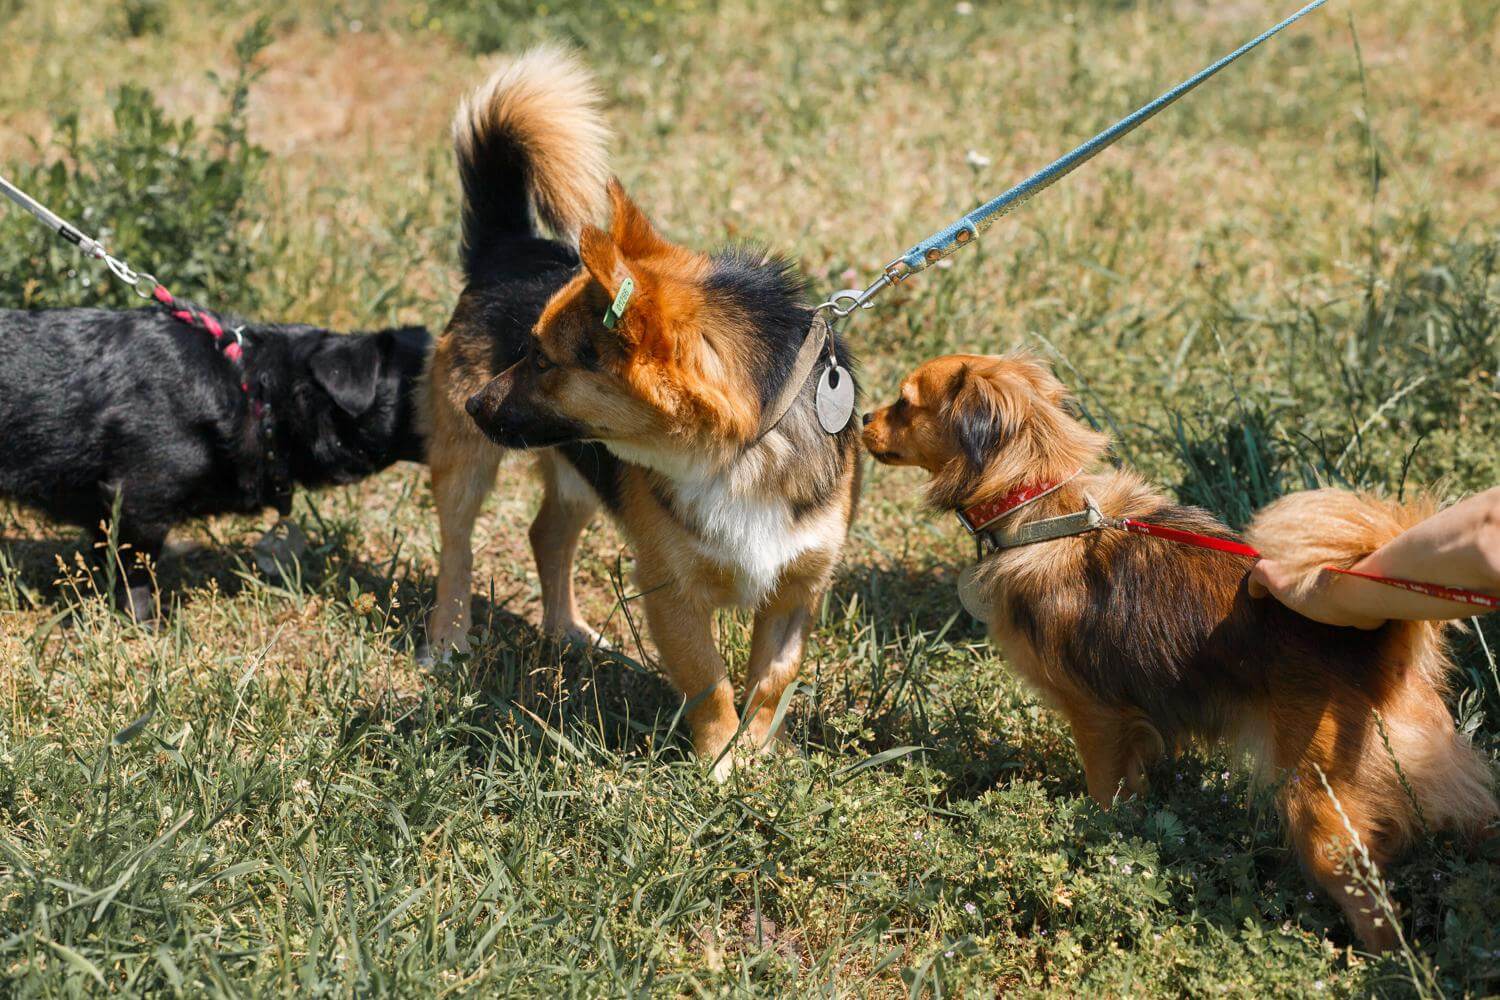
[0,307,429,619]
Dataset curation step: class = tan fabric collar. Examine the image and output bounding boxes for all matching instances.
[751,313,831,444]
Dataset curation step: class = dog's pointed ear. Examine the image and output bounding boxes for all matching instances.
[579,223,621,293]
[948,365,1011,471]
[607,178,669,259]
[309,335,383,416]
[579,222,650,346]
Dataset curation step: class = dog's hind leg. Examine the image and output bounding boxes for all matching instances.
[531,451,603,648]
[426,429,501,658]
[1284,777,1401,953]
[1376,673,1500,845]
[742,587,818,752]
[639,582,740,780]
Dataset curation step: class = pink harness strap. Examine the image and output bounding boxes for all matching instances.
[153,282,246,387]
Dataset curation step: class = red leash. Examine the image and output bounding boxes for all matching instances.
[1320,566,1499,611]
[1118,518,1498,611]
[1117,518,1261,559]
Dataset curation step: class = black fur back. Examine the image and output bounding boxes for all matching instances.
[706,247,858,411]
[0,307,428,552]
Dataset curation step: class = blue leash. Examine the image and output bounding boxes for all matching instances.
[819,0,1328,320]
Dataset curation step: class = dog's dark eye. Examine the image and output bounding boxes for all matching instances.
[533,349,552,372]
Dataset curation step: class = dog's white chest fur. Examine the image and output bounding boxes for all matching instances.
[673,477,826,606]
[604,440,826,607]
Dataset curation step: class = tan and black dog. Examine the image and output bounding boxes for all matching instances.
[421,48,861,776]
[861,352,1496,949]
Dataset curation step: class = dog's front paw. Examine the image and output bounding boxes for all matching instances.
[708,751,738,785]
[123,584,161,630]
[705,742,782,784]
[703,729,788,783]
[418,625,471,669]
[549,621,612,652]
[252,519,309,580]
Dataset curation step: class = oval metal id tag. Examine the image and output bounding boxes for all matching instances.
[956,563,992,624]
[815,364,855,434]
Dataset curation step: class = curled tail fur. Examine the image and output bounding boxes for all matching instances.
[1248,487,1445,683]
[452,45,610,276]
[1248,488,1435,596]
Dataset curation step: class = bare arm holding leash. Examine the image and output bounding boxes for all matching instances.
[1250,487,1500,628]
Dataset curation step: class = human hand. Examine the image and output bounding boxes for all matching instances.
[1247,560,1388,630]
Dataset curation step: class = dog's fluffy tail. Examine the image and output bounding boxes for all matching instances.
[1246,488,1436,598]
[452,45,609,275]
[1249,488,1498,841]
[1247,487,1449,685]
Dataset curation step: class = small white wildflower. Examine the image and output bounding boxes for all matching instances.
[955,1,973,14]
[944,949,955,958]
[965,149,992,168]
[1221,771,1231,781]
[964,902,977,914]
[913,831,924,841]
[1121,863,1133,875]
[424,768,436,780]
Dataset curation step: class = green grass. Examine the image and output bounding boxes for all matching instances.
[2,0,1498,995]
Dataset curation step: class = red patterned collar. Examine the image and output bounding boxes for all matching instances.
[957,470,1083,535]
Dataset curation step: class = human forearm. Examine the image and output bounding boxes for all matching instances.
[1353,487,1500,594]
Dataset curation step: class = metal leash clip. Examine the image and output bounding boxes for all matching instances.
[814,273,892,321]
[1082,493,1112,530]
[102,254,159,299]
[2,172,158,299]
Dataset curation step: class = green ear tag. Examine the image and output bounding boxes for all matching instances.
[602,277,634,329]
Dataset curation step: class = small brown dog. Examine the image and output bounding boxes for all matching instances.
[861,352,1496,949]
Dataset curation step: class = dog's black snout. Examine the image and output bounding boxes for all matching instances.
[861,412,874,427]
[465,389,495,422]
